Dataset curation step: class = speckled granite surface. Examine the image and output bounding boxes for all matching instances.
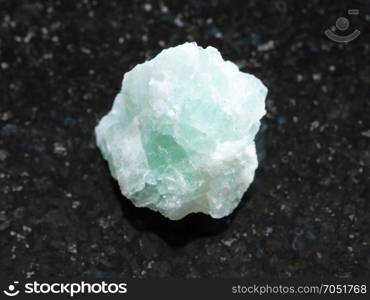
[1,0,369,278]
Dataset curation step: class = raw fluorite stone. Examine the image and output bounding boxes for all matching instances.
[95,42,267,220]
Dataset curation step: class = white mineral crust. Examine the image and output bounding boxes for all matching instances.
[95,42,267,220]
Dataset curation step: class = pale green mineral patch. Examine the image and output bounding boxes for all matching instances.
[95,42,267,220]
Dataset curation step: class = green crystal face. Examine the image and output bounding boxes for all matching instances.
[95,42,267,220]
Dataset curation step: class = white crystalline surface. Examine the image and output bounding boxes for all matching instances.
[95,42,267,220]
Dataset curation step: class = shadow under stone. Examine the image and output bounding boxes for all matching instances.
[112,178,236,247]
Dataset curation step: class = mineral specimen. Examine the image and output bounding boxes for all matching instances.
[95,42,267,220]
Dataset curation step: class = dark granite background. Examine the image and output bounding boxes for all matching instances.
[1,0,369,278]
